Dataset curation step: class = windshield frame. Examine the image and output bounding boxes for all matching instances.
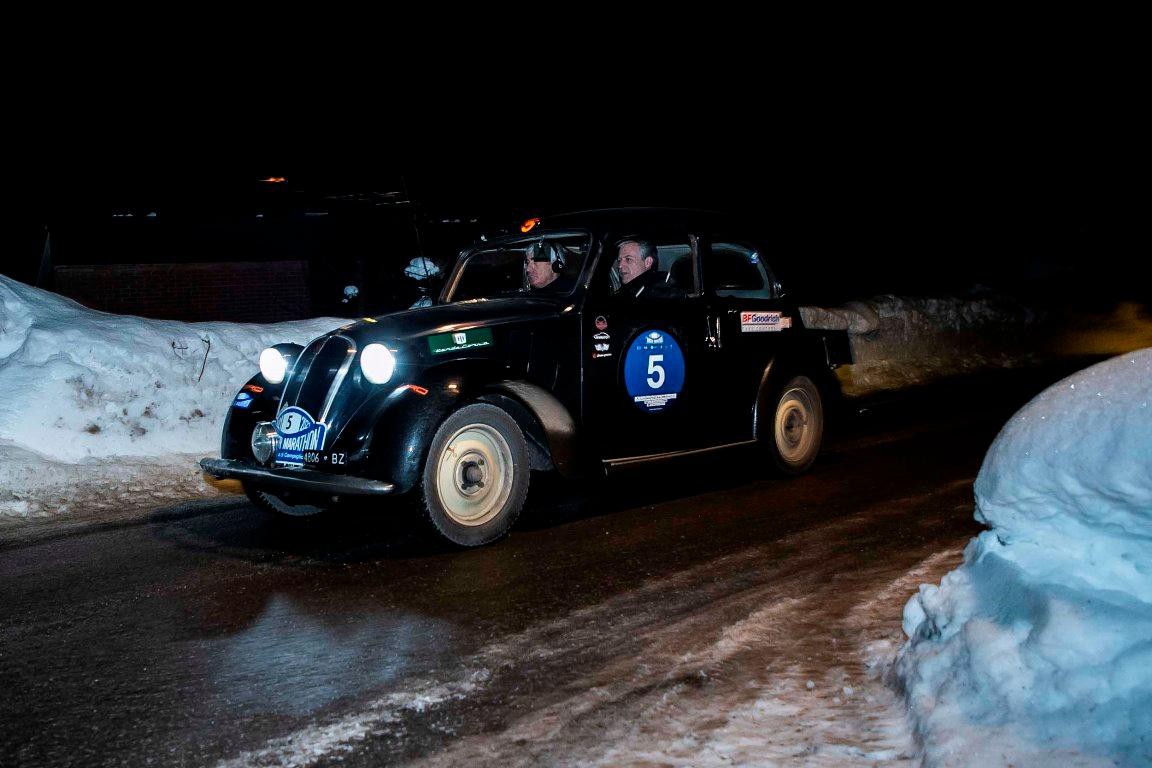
[440,229,596,304]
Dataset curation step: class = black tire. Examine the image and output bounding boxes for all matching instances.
[765,374,824,475]
[243,483,327,519]
[421,402,531,547]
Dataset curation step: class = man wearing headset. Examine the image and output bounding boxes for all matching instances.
[524,241,573,291]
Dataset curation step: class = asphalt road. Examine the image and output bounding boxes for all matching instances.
[0,366,1082,767]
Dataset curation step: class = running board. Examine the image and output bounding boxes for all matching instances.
[602,440,758,469]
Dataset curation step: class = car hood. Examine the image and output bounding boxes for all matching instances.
[327,297,565,348]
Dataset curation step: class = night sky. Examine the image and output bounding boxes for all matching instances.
[10,136,1145,311]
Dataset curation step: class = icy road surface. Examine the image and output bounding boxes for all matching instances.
[1,370,1069,767]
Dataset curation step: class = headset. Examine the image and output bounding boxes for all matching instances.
[528,240,566,273]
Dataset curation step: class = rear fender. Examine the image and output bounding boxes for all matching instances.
[753,348,842,441]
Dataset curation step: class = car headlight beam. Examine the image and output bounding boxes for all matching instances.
[360,343,396,384]
[259,347,288,384]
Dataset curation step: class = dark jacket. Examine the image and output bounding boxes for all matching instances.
[620,268,664,299]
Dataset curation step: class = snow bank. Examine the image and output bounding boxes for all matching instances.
[898,349,1152,766]
[2,273,1144,527]
[802,294,1041,396]
[0,275,343,519]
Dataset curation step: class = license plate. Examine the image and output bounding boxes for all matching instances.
[302,451,348,466]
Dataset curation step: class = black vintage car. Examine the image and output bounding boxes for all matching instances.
[200,209,851,546]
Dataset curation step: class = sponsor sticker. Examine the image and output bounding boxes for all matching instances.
[593,331,610,341]
[233,392,253,409]
[592,352,613,359]
[740,311,792,332]
[428,328,494,355]
[594,343,609,352]
[274,407,327,466]
[594,316,608,331]
[623,329,686,412]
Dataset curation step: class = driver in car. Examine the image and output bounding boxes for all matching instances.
[525,241,574,292]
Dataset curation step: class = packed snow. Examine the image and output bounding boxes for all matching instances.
[802,293,1043,395]
[0,275,343,520]
[898,349,1152,766]
[2,272,1148,529]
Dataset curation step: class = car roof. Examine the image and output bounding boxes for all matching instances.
[538,207,736,233]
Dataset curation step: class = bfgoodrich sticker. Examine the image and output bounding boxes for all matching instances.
[740,311,792,332]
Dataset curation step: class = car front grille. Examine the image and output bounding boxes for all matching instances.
[280,335,357,426]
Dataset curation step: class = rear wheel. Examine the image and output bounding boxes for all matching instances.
[766,375,824,475]
[422,403,530,547]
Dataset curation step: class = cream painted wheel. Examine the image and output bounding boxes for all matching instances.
[769,375,824,474]
[434,423,514,526]
[422,403,530,546]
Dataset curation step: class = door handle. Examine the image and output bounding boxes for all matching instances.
[705,315,721,349]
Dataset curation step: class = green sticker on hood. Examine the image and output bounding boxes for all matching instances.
[428,328,494,355]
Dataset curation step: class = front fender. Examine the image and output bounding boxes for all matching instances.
[357,366,584,494]
[221,375,287,460]
[357,368,492,494]
[486,381,579,478]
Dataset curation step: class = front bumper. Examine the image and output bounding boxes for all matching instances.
[199,458,395,496]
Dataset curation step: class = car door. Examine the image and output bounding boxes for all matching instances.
[702,235,800,439]
[581,230,738,462]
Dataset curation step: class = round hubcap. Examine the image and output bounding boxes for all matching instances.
[435,424,514,526]
[775,387,815,464]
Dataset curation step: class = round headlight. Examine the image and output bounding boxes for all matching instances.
[259,347,288,384]
[251,422,279,465]
[360,343,396,384]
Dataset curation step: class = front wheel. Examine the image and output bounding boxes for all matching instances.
[766,375,824,475]
[421,403,530,547]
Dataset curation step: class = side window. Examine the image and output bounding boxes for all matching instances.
[708,240,774,299]
[610,234,701,300]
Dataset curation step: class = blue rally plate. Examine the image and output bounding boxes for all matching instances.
[623,329,686,413]
[274,407,327,466]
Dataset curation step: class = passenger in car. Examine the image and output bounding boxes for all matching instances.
[615,238,663,298]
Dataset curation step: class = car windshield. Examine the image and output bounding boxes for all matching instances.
[446,232,591,302]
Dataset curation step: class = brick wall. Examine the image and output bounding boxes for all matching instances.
[53,261,312,322]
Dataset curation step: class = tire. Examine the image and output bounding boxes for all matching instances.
[421,403,531,547]
[243,483,327,518]
[766,375,824,475]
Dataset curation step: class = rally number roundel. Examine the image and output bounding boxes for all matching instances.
[623,329,685,413]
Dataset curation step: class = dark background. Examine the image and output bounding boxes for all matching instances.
[8,36,1145,319]
[7,147,1145,319]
